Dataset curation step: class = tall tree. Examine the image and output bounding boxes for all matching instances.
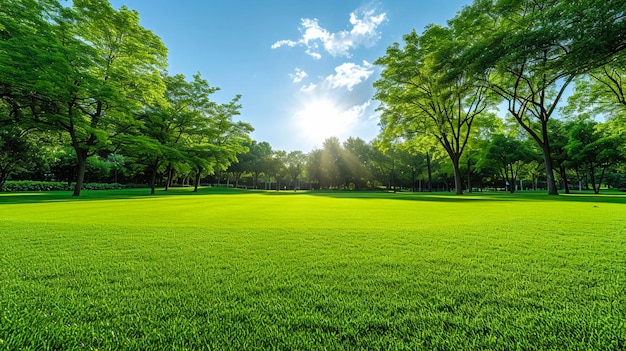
[64,0,167,196]
[459,0,626,195]
[375,26,491,195]
[1,0,168,196]
[127,74,217,194]
[188,95,252,192]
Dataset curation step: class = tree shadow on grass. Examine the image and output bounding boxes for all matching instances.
[0,186,248,204]
[263,189,626,204]
[1,187,624,205]
[264,190,503,203]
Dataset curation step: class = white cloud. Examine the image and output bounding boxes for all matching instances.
[305,50,322,60]
[300,83,317,93]
[290,68,308,83]
[343,101,371,122]
[325,61,374,91]
[272,7,387,59]
[271,39,297,49]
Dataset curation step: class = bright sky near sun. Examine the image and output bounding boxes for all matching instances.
[108,0,471,152]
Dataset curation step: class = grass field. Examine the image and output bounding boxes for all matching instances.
[0,188,624,350]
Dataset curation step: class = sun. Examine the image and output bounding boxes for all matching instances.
[293,97,358,147]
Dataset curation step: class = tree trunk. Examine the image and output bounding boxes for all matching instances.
[507,164,515,193]
[149,158,161,195]
[426,152,433,192]
[149,168,157,195]
[164,166,173,191]
[194,167,202,192]
[589,164,602,194]
[595,167,606,194]
[538,126,559,195]
[451,156,463,195]
[72,149,88,197]
[559,164,570,194]
[0,170,9,191]
[466,159,472,193]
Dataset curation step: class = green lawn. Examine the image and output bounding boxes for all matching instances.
[0,188,624,350]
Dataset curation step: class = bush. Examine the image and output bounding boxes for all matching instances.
[1,181,70,192]
[0,181,148,192]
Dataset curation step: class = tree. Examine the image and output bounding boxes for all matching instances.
[548,119,575,193]
[1,0,168,196]
[458,0,626,195]
[371,138,399,191]
[0,126,39,190]
[266,150,286,190]
[188,95,252,192]
[306,149,323,190]
[375,26,491,195]
[566,120,624,194]
[63,0,167,196]
[342,137,373,190]
[127,74,216,194]
[481,134,534,193]
[243,141,273,189]
[320,137,346,189]
[285,151,306,190]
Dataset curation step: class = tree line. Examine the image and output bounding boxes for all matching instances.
[374,0,626,195]
[0,0,252,196]
[1,0,625,195]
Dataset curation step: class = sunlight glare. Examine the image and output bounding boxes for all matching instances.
[293,97,359,147]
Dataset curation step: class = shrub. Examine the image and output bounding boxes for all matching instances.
[0,181,149,192]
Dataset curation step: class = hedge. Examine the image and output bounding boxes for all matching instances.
[0,181,148,192]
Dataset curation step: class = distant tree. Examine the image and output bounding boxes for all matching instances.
[127,74,216,194]
[481,134,534,193]
[548,120,575,193]
[343,137,372,190]
[265,150,287,190]
[306,149,323,190]
[566,120,624,194]
[0,126,39,190]
[371,138,399,191]
[285,151,306,190]
[243,141,273,189]
[320,137,345,189]
[48,146,77,187]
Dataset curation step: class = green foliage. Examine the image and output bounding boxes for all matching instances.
[0,125,39,188]
[0,180,147,192]
[374,24,493,194]
[0,189,624,349]
[0,180,70,192]
[566,120,625,193]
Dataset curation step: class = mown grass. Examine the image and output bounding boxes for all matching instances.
[0,188,624,350]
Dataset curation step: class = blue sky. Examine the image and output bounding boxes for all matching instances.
[109,0,472,152]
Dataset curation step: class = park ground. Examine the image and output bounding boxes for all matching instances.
[0,188,624,350]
